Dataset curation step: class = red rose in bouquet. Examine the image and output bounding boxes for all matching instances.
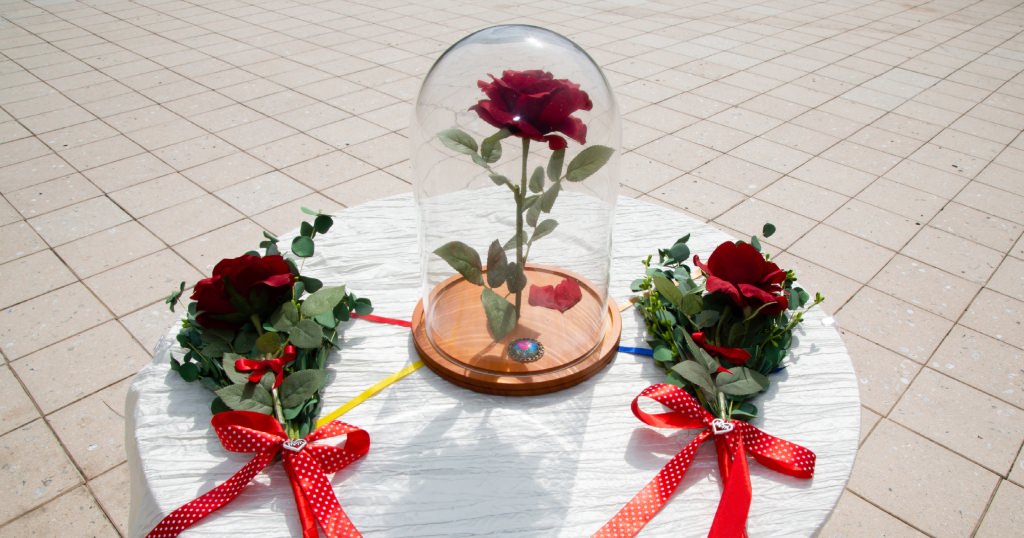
[693,241,788,316]
[191,254,294,329]
[470,69,593,150]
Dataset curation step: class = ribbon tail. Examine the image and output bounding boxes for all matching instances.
[285,464,320,538]
[708,437,752,538]
[286,452,364,538]
[593,433,708,538]
[147,451,275,538]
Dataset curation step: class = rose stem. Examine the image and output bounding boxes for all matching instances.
[514,137,530,317]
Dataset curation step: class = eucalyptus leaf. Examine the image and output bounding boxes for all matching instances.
[289,318,324,348]
[300,221,313,237]
[434,241,483,285]
[681,293,703,316]
[292,236,314,257]
[750,236,762,252]
[529,166,544,193]
[215,383,273,414]
[438,128,477,155]
[762,223,776,238]
[279,369,326,409]
[694,309,720,328]
[565,145,614,182]
[671,360,716,396]
[300,285,349,317]
[486,239,509,288]
[682,331,720,374]
[530,219,558,243]
[222,354,249,384]
[547,149,565,181]
[299,276,322,294]
[255,331,282,354]
[314,215,332,234]
[716,367,769,397]
[481,287,517,340]
[353,297,373,316]
[652,275,684,309]
[653,346,675,363]
[179,362,199,382]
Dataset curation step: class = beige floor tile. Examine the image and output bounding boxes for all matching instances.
[119,299,183,354]
[623,104,697,134]
[248,132,334,169]
[323,170,412,209]
[892,368,1024,474]
[848,420,998,538]
[902,227,1003,284]
[837,287,953,363]
[728,137,812,175]
[82,153,176,193]
[39,119,118,151]
[754,177,850,221]
[975,163,1024,197]
[0,420,81,525]
[0,221,47,265]
[825,200,921,251]
[660,93,730,119]
[58,134,145,171]
[0,154,76,194]
[252,193,343,236]
[713,198,815,249]
[856,179,945,222]
[0,198,19,226]
[214,171,312,216]
[5,173,101,218]
[1011,450,1024,487]
[173,219,265,274]
[771,252,862,310]
[645,174,746,220]
[277,102,351,132]
[988,256,1024,302]
[846,125,925,159]
[84,249,202,317]
[634,134,722,171]
[871,255,982,320]
[820,141,902,177]
[692,154,782,195]
[0,281,112,360]
[152,133,236,170]
[0,365,38,436]
[610,152,684,193]
[961,289,1024,350]
[180,152,273,192]
[789,157,876,197]
[955,182,1024,225]
[792,109,865,139]
[307,116,392,149]
[190,103,266,133]
[217,116,297,149]
[0,486,118,536]
[89,464,130,536]
[0,137,52,169]
[676,120,755,153]
[819,490,926,538]
[343,132,408,170]
[931,129,1006,161]
[20,106,96,135]
[994,145,1024,172]
[126,116,207,151]
[860,407,880,445]
[909,143,987,179]
[882,160,969,199]
[48,377,131,479]
[54,221,164,279]
[976,480,1024,538]
[842,330,921,415]
[139,194,242,245]
[28,197,131,247]
[788,224,893,283]
[950,116,1019,145]
[0,250,76,310]
[931,325,1024,409]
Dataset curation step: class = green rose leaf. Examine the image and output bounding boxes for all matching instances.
[292,235,314,258]
[481,130,507,163]
[434,241,483,286]
[215,383,273,414]
[489,174,513,189]
[289,318,324,348]
[278,369,326,409]
[502,231,527,252]
[682,331,720,374]
[300,285,348,318]
[271,302,299,331]
[716,367,769,397]
[530,219,558,243]
[481,287,517,340]
[438,128,478,155]
[526,200,541,228]
[731,401,758,420]
[565,145,614,182]
[694,309,720,328]
[540,181,560,212]
[671,360,716,396]
[547,148,565,181]
[529,166,544,193]
[222,354,249,384]
[486,239,509,288]
[255,331,282,355]
[505,263,527,293]
[681,293,703,316]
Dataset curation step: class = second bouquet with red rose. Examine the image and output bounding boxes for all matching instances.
[630,225,823,422]
[165,208,372,439]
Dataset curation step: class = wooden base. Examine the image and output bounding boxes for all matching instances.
[412,266,622,396]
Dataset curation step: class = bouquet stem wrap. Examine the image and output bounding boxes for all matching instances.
[593,384,815,538]
[147,411,369,538]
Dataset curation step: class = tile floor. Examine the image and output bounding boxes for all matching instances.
[1,0,1023,535]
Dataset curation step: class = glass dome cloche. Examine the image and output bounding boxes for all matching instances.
[410,25,622,395]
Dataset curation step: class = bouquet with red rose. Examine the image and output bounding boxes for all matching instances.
[165,209,373,439]
[630,224,823,422]
[433,69,613,340]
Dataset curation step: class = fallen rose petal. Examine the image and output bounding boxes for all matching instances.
[529,277,583,313]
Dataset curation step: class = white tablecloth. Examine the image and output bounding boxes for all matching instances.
[127,194,859,537]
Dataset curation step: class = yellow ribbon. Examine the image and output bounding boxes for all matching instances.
[316,360,424,427]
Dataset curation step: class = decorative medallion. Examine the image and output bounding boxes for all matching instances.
[508,338,544,363]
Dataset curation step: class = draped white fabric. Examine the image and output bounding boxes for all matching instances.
[127,194,859,537]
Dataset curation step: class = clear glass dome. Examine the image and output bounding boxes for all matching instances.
[411,25,621,394]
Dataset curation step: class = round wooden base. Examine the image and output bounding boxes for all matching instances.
[412,266,622,396]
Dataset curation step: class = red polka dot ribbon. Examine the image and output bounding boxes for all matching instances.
[593,384,815,538]
[147,410,370,538]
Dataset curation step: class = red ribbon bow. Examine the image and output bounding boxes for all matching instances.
[235,344,298,389]
[594,384,815,538]
[147,410,370,538]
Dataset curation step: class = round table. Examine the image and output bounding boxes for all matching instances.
[126,194,859,537]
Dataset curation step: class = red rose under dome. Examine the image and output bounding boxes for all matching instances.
[470,69,593,151]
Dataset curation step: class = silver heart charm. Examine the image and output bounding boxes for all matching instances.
[282,439,307,453]
[710,418,734,436]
